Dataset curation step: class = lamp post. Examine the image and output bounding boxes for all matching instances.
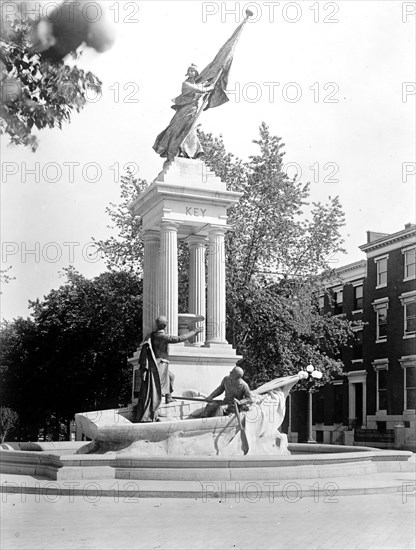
[305,364,323,444]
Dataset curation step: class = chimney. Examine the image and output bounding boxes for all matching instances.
[366,231,390,243]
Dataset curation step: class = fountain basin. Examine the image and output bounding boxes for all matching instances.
[1,443,413,482]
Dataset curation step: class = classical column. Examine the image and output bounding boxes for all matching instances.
[207,226,227,344]
[348,382,355,425]
[159,221,179,335]
[142,230,160,338]
[188,235,206,345]
[307,390,316,443]
[362,381,367,428]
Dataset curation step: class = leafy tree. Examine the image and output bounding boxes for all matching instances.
[0,407,19,443]
[199,124,352,388]
[96,123,355,389]
[92,169,146,272]
[1,9,102,151]
[0,267,15,290]
[0,269,143,440]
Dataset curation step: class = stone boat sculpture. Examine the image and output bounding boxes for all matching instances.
[75,373,307,457]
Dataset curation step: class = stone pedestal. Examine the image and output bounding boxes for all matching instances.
[129,158,243,397]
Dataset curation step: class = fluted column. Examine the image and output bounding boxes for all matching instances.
[159,221,179,335]
[142,230,160,338]
[188,235,207,345]
[207,227,227,344]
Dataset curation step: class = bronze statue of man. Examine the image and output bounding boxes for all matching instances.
[146,315,203,403]
[204,364,252,416]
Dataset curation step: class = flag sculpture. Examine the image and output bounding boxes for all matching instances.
[153,10,252,161]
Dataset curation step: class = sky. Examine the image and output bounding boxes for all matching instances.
[1,0,415,321]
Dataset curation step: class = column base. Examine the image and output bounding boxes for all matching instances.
[203,341,234,350]
[129,345,242,397]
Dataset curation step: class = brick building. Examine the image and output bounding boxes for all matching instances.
[288,224,416,449]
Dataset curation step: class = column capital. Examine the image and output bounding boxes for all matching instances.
[186,234,207,247]
[142,229,160,243]
[160,220,180,231]
[208,225,228,236]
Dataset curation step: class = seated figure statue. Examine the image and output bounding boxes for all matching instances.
[204,363,252,417]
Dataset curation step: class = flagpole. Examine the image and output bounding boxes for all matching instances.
[177,10,252,155]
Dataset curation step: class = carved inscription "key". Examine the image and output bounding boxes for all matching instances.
[186,206,206,217]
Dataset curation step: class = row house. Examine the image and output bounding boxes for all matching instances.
[288,224,415,449]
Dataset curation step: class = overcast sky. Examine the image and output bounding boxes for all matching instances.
[1,0,415,321]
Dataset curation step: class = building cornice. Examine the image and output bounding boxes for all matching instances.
[359,226,416,254]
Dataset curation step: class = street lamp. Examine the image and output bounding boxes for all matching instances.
[305,364,323,443]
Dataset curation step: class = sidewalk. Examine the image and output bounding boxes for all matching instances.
[2,464,415,549]
[1,490,415,549]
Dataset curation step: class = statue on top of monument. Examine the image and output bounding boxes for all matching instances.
[153,65,214,161]
[152,10,253,162]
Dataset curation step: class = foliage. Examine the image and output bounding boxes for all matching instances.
[0,267,15,289]
[0,12,102,151]
[201,123,352,388]
[0,269,143,440]
[92,168,146,273]
[0,406,19,443]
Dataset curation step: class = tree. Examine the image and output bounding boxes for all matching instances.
[0,407,19,443]
[1,8,102,151]
[200,125,353,388]
[0,269,143,440]
[95,124,356,389]
[92,169,146,272]
[0,267,15,289]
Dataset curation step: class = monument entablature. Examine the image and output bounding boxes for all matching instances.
[130,158,242,237]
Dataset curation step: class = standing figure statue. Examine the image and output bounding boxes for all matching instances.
[153,64,213,161]
[146,315,203,403]
[152,10,252,162]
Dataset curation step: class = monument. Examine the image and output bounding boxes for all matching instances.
[128,9,255,397]
[73,9,314,456]
[74,9,311,455]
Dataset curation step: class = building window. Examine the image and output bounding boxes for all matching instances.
[333,289,343,315]
[353,330,363,360]
[405,302,416,336]
[375,256,388,288]
[373,361,388,412]
[319,295,325,313]
[403,247,415,281]
[376,304,388,341]
[399,291,416,338]
[404,366,416,410]
[353,284,363,311]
